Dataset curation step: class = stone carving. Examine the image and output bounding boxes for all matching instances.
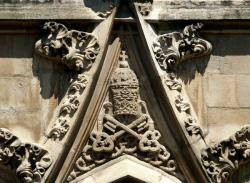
[35,22,100,139]
[152,23,212,71]
[35,21,100,71]
[201,126,250,183]
[163,74,203,137]
[137,1,153,16]
[0,128,52,183]
[67,51,183,182]
[47,74,88,139]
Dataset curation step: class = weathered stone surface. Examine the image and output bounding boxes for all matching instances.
[206,108,250,143]
[204,74,238,108]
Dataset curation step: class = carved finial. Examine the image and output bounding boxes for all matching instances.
[35,22,100,71]
[152,23,212,71]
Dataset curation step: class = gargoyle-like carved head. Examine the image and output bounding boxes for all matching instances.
[35,21,100,71]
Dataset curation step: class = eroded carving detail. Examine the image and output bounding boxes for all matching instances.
[35,21,100,71]
[67,51,183,182]
[47,74,88,139]
[0,128,52,183]
[201,126,250,183]
[152,23,212,71]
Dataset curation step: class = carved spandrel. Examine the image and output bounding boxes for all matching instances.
[67,51,184,182]
[201,126,250,183]
[0,128,52,183]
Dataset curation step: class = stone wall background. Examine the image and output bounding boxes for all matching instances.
[0,31,70,143]
[183,33,250,144]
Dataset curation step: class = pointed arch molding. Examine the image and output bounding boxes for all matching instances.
[67,50,184,182]
[201,125,250,183]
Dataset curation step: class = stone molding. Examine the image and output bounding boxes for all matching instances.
[35,22,100,139]
[0,128,52,183]
[67,51,183,182]
[201,126,250,183]
[152,23,212,71]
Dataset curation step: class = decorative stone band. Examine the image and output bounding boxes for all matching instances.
[201,126,250,183]
[152,23,212,71]
[67,51,184,182]
[35,21,100,71]
[47,74,88,139]
[0,128,52,183]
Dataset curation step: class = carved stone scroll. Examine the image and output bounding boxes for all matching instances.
[67,51,183,182]
[35,21,100,71]
[201,126,250,183]
[0,128,52,183]
[152,23,212,71]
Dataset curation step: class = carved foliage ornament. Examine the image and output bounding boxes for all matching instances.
[152,23,212,71]
[67,51,183,182]
[47,74,88,139]
[35,21,100,71]
[0,128,52,183]
[201,126,250,183]
[35,22,100,139]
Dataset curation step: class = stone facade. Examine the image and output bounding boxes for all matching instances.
[0,1,250,183]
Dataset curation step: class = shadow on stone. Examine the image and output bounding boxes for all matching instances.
[175,55,211,84]
[32,54,72,102]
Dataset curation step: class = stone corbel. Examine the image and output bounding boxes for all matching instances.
[152,23,212,71]
[201,125,250,183]
[0,128,52,183]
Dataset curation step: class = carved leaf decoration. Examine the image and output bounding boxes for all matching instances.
[35,22,100,71]
[152,23,212,71]
[0,128,52,183]
[201,126,250,183]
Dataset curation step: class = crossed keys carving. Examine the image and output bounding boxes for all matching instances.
[89,101,169,160]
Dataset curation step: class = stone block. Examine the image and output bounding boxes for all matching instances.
[236,75,250,107]
[204,74,238,108]
[0,109,42,142]
[220,56,250,75]
[206,107,250,143]
[0,58,32,76]
[0,77,41,110]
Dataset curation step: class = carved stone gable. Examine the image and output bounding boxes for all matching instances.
[67,50,183,182]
